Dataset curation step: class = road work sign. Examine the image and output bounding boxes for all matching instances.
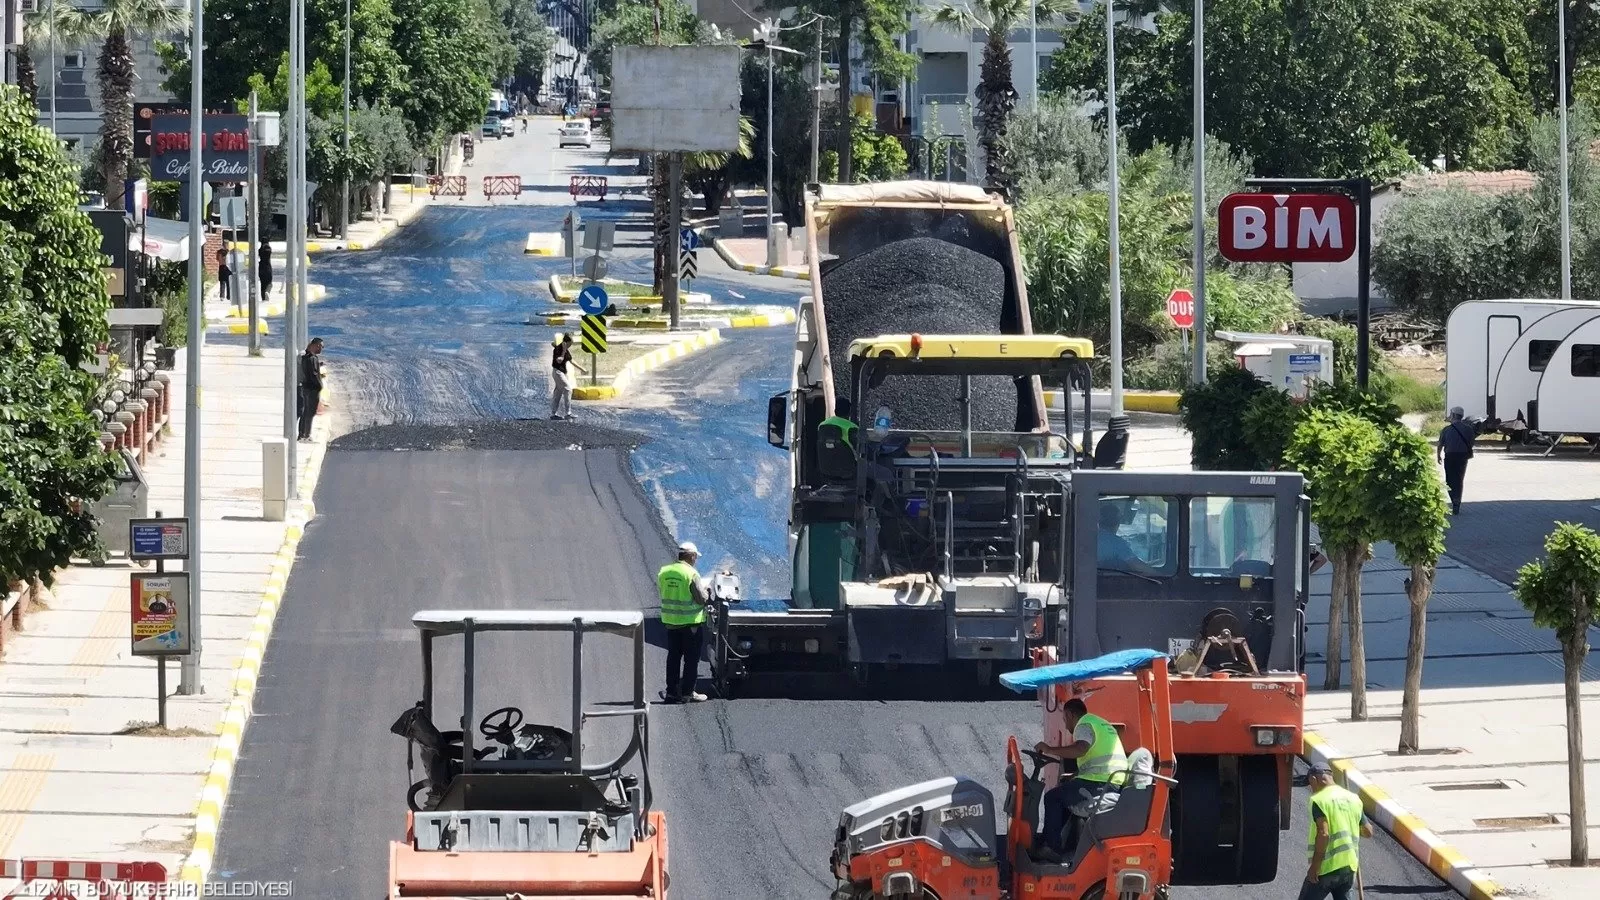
[1218,192,1357,264]
[577,284,610,316]
[130,572,192,656]
[580,314,608,354]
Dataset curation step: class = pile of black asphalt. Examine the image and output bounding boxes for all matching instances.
[328,419,646,452]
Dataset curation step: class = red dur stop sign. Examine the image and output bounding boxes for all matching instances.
[1167,289,1195,329]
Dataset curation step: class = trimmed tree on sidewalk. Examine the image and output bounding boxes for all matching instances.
[1368,424,1449,753]
[1284,408,1383,715]
[0,86,118,587]
[1512,522,1600,867]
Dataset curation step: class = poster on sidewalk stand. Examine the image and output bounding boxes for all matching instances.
[130,572,192,656]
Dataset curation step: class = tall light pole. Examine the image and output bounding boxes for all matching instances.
[810,17,824,184]
[48,0,56,134]
[1191,0,1206,383]
[178,0,205,696]
[766,32,776,266]
[1558,0,1572,301]
[339,0,350,240]
[1103,0,1129,456]
[1029,0,1037,107]
[283,0,301,498]
[295,0,309,352]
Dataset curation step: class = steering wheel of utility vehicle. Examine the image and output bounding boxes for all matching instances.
[510,723,574,761]
[1020,748,1067,779]
[479,706,525,744]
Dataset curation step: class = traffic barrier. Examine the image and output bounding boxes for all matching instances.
[2,858,168,899]
[428,175,467,200]
[483,174,521,201]
[570,175,608,201]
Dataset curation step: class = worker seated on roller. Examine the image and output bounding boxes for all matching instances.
[1096,501,1155,575]
[817,399,859,484]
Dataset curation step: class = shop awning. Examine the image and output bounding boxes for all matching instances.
[131,216,191,262]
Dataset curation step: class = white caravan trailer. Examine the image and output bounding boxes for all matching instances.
[1444,299,1600,425]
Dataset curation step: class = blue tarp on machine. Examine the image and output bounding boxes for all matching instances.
[998,648,1167,694]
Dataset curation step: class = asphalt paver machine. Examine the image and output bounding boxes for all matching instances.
[830,649,1177,900]
[387,610,667,899]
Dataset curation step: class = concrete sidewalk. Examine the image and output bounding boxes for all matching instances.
[710,234,811,280]
[0,343,329,890]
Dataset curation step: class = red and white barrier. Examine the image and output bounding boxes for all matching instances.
[428,175,468,200]
[569,175,607,201]
[482,174,522,202]
[1,858,167,899]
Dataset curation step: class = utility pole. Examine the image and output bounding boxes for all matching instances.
[1029,0,1037,108]
[1558,0,1573,301]
[178,0,205,696]
[247,91,261,357]
[283,0,301,499]
[1191,0,1207,384]
[340,0,351,240]
[765,35,776,267]
[296,0,310,352]
[1102,0,1129,458]
[666,153,682,329]
[48,0,57,134]
[810,20,822,184]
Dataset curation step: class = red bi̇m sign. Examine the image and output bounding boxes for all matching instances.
[1166,289,1194,329]
[1218,192,1357,264]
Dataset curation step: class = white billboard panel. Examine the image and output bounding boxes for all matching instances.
[611,45,742,154]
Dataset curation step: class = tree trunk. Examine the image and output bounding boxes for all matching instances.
[98,29,136,212]
[974,29,1016,198]
[834,9,855,183]
[1398,562,1433,753]
[17,45,38,107]
[1347,542,1370,721]
[1324,545,1348,691]
[1564,586,1590,865]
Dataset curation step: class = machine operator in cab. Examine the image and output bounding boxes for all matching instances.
[1302,764,1373,900]
[1033,697,1127,860]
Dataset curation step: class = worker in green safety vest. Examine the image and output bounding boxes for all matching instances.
[1033,697,1128,857]
[1301,764,1373,900]
[658,542,711,704]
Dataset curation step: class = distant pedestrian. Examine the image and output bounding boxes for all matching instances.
[258,243,274,298]
[1301,765,1372,900]
[549,333,586,420]
[218,247,235,309]
[658,542,710,703]
[1437,407,1479,515]
[297,338,325,441]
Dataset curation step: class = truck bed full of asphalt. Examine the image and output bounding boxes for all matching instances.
[209,205,1458,900]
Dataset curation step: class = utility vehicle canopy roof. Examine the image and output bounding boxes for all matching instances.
[412,610,645,635]
[811,181,997,207]
[999,648,1166,693]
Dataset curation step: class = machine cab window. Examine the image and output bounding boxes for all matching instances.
[1095,495,1177,576]
[1187,496,1278,580]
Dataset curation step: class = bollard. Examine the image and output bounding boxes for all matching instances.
[114,410,136,451]
[100,432,116,453]
[262,438,288,521]
[126,399,147,451]
[153,372,172,430]
[106,421,127,450]
[140,388,160,447]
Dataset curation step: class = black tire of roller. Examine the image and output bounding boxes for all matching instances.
[1170,754,1230,885]
[1237,754,1283,884]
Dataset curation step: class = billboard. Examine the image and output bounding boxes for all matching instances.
[610,45,741,154]
[1217,192,1358,264]
[150,113,251,182]
[134,103,228,158]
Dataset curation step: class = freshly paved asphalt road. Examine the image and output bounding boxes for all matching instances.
[212,131,1457,898]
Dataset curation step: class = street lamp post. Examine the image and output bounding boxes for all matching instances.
[766,35,776,266]
[178,0,206,696]
[1558,0,1573,301]
[48,0,56,135]
[1103,0,1130,458]
[1191,0,1206,383]
[811,19,823,184]
[1029,0,1037,108]
[340,0,350,240]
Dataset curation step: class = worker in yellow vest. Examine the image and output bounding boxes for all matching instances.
[658,542,711,704]
[1302,764,1373,900]
[1034,697,1128,857]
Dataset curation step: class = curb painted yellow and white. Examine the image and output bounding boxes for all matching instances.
[178,382,334,886]
[1302,732,1499,899]
[1043,389,1182,415]
[708,235,811,281]
[727,309,796,328]
[543,309,791,331]
[546,275,711,307]
[572,329,723,401]
[525,232,562,256]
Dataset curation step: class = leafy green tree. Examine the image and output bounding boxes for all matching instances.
[1513,522,1600,866]
[492,0,556,98]
[0,86,119,587]
[389,0,499,149]
[929,0,1077,197]
[1368,425,1449,753]
[1284,409,1384,711]
[730,55,814,224]
[17,1,95,108]
[65,0,190,209]
[794,0,916,182]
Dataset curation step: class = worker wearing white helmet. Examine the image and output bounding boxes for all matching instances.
[549,332,586,420]
[658,541,710,703]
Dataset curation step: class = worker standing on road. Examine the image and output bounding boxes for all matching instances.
[549,333,586,420]
[1436,407,1477,515]
[658,542,710,703]
[1301,765,1373,900]
[297,338,325,441]
[1034,697,1127,857]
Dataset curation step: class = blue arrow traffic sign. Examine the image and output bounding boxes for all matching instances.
[680,228,699,253]
[576,283,610,316]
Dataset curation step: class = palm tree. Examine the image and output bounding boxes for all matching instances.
[75,0,189,208]
[683,116,755,213]
[930,0,1077,198]
[17,1,95,109]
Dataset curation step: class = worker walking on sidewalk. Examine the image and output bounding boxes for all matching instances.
[1301,765,1373,900]
[659,541,710,704]
[1034,697,1127,858]
[1437,406,1478,515]
[550,333,585,421]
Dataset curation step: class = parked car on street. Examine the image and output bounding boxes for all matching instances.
[481,117,502,140]
[559,119,592,149]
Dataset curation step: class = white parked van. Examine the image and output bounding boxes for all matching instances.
[1445,298,1600,433]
